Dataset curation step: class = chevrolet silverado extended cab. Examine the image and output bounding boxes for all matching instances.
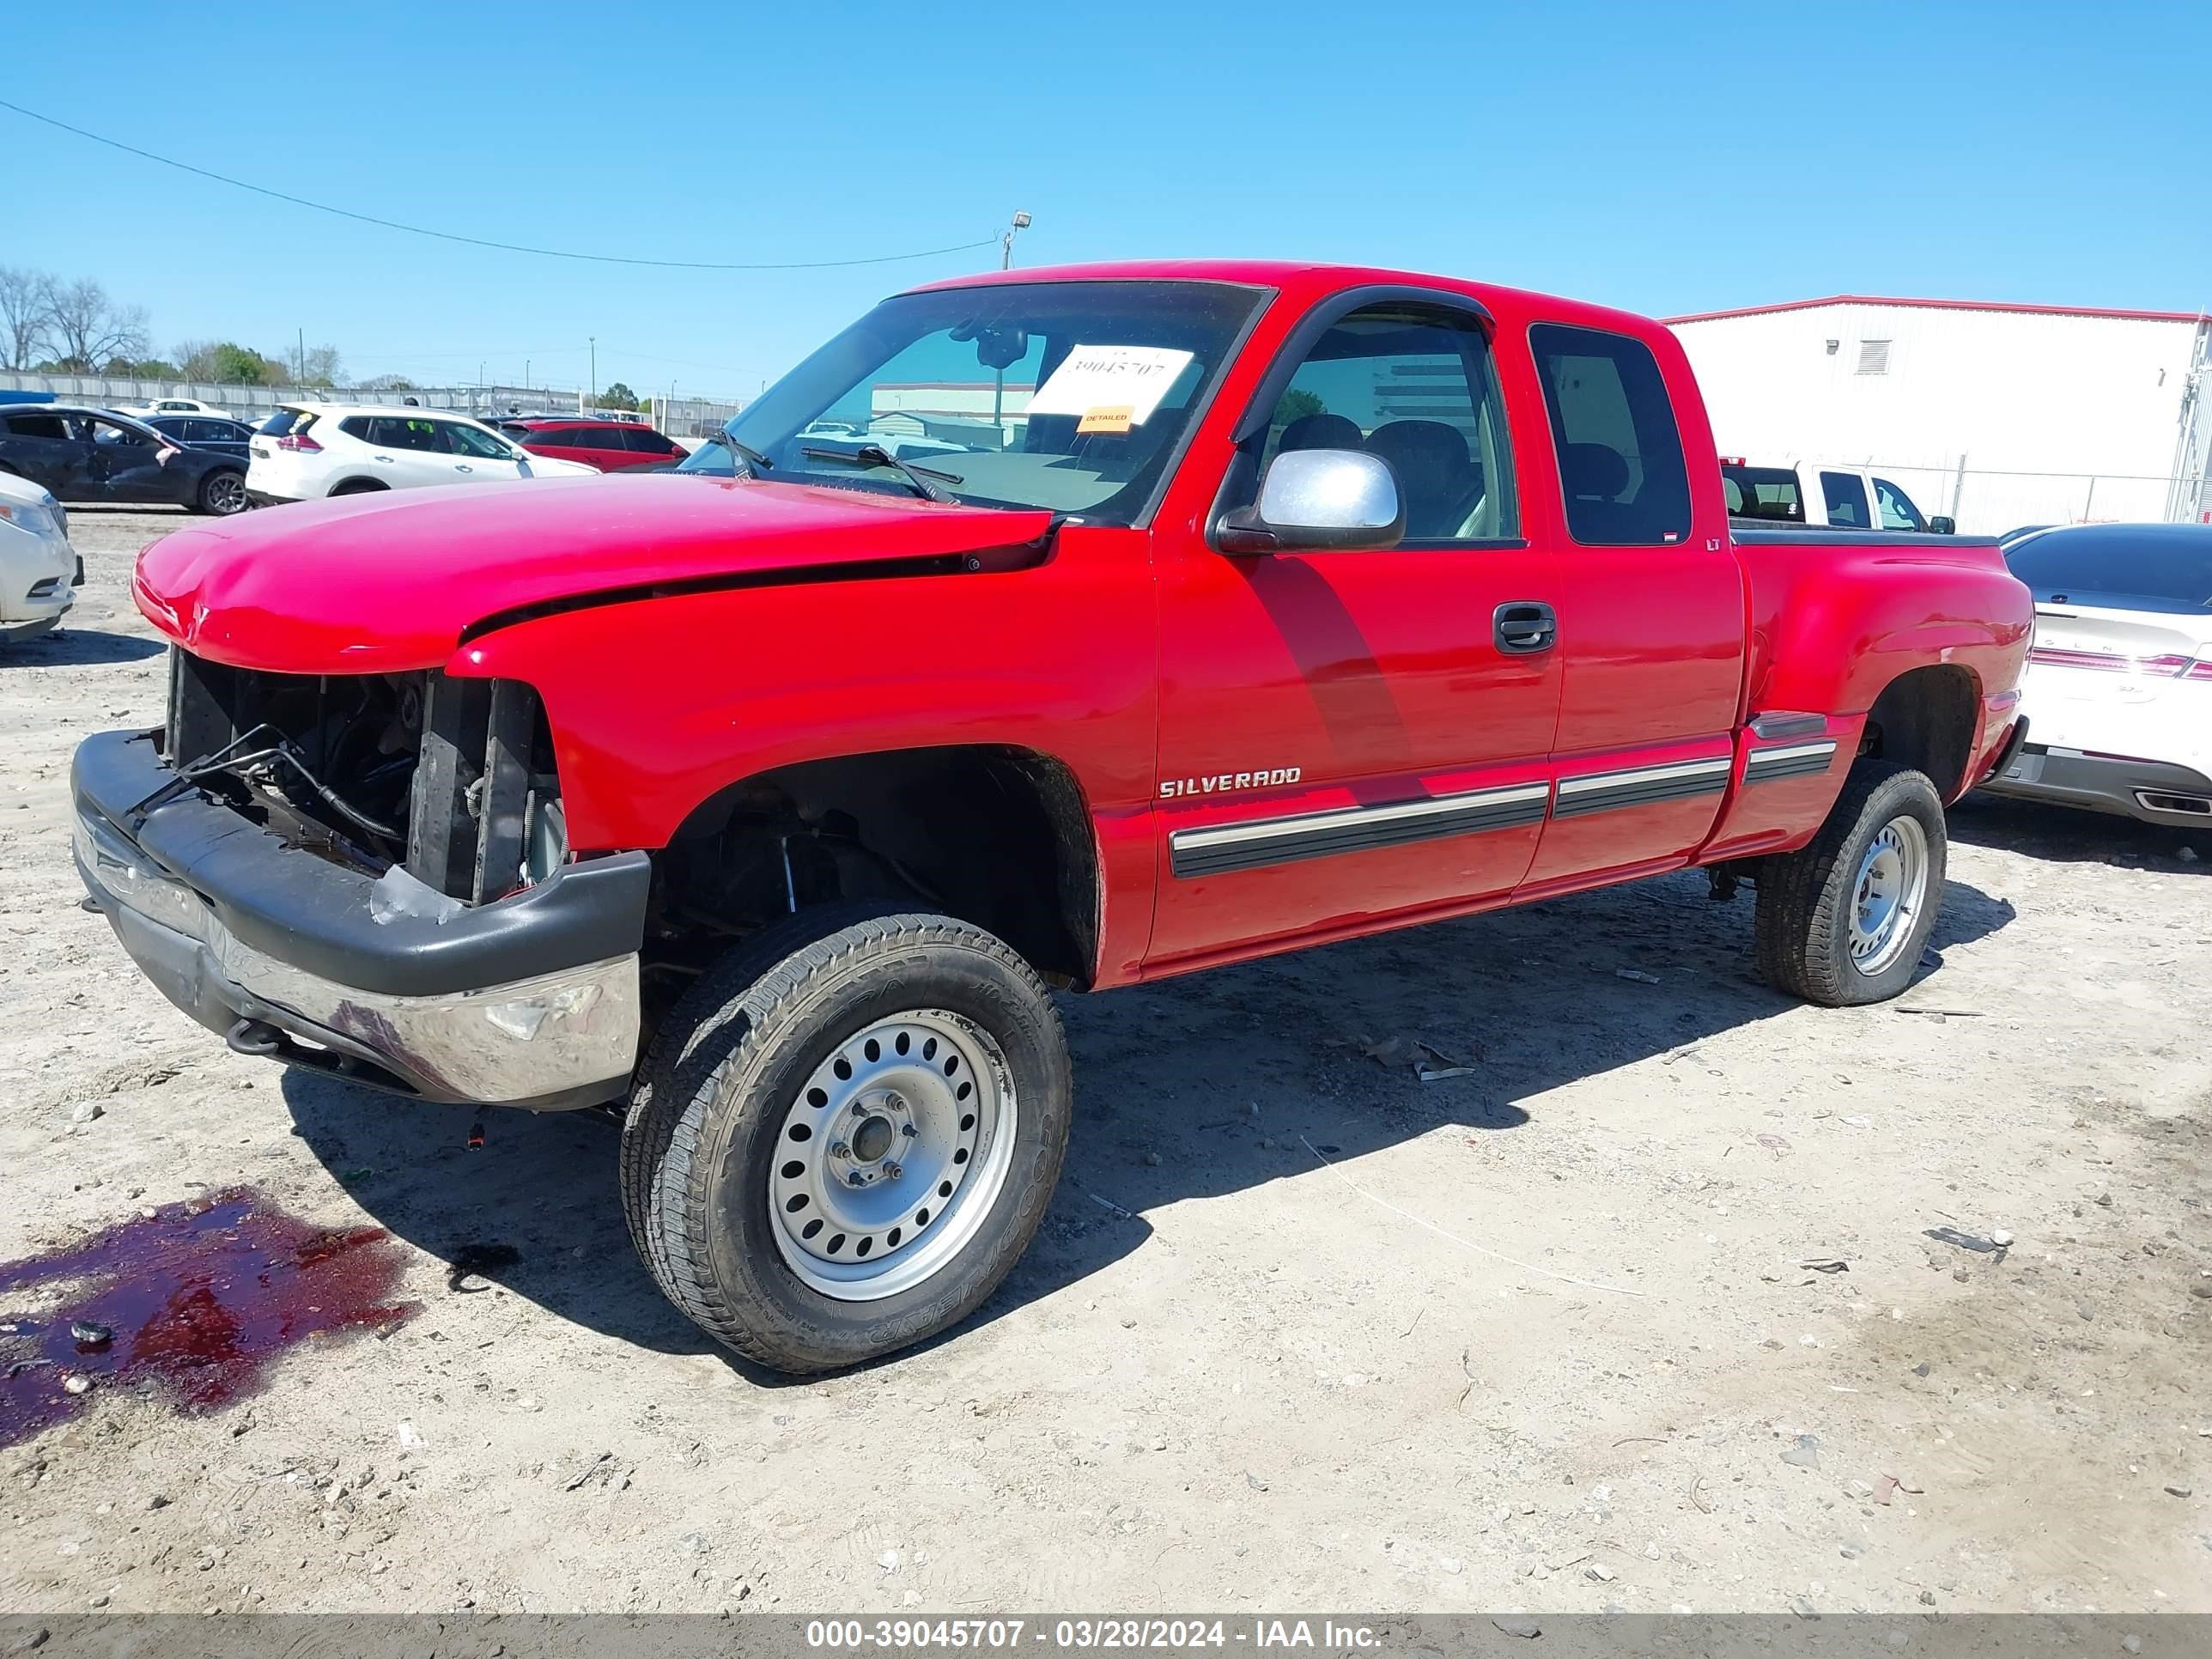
[72,261,2033,1371]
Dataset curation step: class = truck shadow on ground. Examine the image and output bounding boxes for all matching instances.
[1950,791,2209,876]
[281,864,2016,1381]
[0,629,165,668]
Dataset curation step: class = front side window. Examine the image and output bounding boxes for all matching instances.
[1821,470,1871,528]
[681,279,1265,523]
[1874,477,1925,531]
[1530,324,1692,546]
[90,417,150,447]
[446,421,517,459]
[1227,301,1517,543]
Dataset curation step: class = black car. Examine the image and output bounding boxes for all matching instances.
[145,413,258,464]
[0,405,248,516]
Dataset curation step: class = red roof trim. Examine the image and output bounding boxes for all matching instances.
[1663,294,2207,326]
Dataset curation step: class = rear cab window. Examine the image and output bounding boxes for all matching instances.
[1529,324,1692,545]
[1722,465,1804,523]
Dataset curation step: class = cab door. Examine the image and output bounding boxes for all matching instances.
[1518,323,1747,891]
[1148,293,1563,969]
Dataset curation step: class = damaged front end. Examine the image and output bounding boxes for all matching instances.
[71,648,649,1109]
[161,652,571,905]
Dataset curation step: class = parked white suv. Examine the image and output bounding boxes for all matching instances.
[1721,459,1954,534]
[246,404,599,504]
[0,471,80,645]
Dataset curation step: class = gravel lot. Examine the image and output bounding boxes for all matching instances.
[1,507,2206,1617]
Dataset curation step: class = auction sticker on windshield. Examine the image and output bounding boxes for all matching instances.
[1028,344,1195,426]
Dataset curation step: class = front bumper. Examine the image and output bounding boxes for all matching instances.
[1,532,77,637]
[72,729,650,1109]
[1981,741,2212,825]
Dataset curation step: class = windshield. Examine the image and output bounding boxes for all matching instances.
[678,280,1264,522]
[2004,524,2212,611]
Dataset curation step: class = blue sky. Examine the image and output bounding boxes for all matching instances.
[8,1,2207,400]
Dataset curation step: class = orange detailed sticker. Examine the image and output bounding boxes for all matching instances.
[1077,406,1134,434]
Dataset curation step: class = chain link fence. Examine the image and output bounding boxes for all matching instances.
[1,370,745,445]
[1835,460,2209,535]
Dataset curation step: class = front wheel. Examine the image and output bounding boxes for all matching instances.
[620,907,1073,1373]
[1753,760,1948,1006]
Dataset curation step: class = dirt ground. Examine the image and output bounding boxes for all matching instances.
[1,507,2206,1618]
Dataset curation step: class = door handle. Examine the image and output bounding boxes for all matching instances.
[453,464,473,473]
[373,454,394,463]
[1493,601,1557,654]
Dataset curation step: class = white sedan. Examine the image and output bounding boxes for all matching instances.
[117,398,230,420]
[0,470,80,644]
[246,403,599,505]
[1983,522,2212,825]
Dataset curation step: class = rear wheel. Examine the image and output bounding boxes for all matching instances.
[196,470,248,516]
[1753,760,1947,1006]
[619,906,1072,1373]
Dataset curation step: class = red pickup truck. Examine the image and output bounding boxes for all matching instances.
[74,261,2032,1371]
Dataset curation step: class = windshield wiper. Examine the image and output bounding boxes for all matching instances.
[800,443,962,504]
[703,429,774,474]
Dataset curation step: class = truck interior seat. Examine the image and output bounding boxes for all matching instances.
[1561,441,1651,539]
[1365,419,1482,538]
[1277,412,1364,453]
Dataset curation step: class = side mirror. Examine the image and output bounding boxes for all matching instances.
[1927,515,1956,536]
[1215,448,1404,555]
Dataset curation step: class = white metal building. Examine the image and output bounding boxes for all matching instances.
[1667,296,2211,533]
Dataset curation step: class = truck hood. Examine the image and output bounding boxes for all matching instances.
[134,473,1054,673]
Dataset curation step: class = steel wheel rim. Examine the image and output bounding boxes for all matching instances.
[769,1008,1016,1302]
[1848,814,1929,975]
[207,473,246,514]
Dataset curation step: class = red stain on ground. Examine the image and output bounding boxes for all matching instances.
[0,1188,417,1448]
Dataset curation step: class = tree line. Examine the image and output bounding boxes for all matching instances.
[0,265,342,387]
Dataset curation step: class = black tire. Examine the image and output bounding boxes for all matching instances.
[1754,760,1948,1006]
[619,906,1073,1373]
[196,469,248,516]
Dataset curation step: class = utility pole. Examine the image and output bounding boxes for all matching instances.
[589,337,597,409]
[296,326,304,384]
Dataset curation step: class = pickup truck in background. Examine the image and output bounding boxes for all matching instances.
[72,261,2033,1371]
[1723,459,1955,534]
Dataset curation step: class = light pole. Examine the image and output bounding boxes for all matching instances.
[588,337,597,411]
[1000,209,1031,270]
[994,211,1032,440]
